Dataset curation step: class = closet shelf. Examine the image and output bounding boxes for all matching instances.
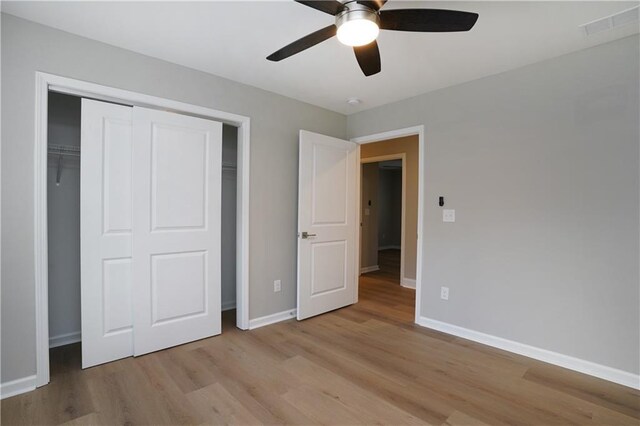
[48,146,236,170]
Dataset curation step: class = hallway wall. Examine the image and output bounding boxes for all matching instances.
[360,163,379,271]
[378,168,402,249]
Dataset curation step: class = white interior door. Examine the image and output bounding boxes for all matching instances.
[132,107,223,356]
[297,130,358,320]
[80,99,134,368]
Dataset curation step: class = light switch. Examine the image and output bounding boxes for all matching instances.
[443,209,455,223]
[365,208,370,216]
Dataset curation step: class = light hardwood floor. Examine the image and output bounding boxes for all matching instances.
[2,268,639,425]
[374,248,402,285]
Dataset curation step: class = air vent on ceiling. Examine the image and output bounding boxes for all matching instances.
[580,6,639,36]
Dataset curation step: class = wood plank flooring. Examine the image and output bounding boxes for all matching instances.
[372,249,401,285]
[2,268,639,425]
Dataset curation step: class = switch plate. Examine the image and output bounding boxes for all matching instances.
[440,286,449,300]
[274,279,281,292]
[443,209,455,222]
[365,208,370,216]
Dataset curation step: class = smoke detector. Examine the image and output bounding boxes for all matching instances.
[346,98,362,106]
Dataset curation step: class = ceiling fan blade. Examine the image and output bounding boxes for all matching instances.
[353,40,381,76]
[267,25,337,62]
[294,0,344,15]
[379,9,479,32]
[357,0,388,11]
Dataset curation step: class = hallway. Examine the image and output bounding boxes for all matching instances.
[363,249,402,284]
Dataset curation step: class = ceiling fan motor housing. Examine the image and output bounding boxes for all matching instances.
[336,2,380,29]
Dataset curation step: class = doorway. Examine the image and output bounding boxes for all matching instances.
[360,156,407,286]
[295,127,424,323]
[353,127,424,323]
[359,134,419,288]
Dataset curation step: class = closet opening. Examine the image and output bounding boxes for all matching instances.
[221,124,239,327]
[45,90,242,380]
[47,93,82,370]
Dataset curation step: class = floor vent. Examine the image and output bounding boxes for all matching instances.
[580,6,639,36]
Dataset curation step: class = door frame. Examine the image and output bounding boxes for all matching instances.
[34,72,251,387]
[351,126,424,324]
[360,153,408,287]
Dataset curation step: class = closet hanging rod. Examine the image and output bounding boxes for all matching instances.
[47,145,236,168]
[48,144,80,157]
[222,162,237,171]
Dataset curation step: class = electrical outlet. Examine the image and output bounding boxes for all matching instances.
[274,279,281,292]
[440,286,449,300]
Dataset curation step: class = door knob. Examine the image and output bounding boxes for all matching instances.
[301,231,317,239]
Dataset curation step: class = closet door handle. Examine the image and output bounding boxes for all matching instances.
[301,232,317,239]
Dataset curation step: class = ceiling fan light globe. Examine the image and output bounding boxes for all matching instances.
[337,19,380,46]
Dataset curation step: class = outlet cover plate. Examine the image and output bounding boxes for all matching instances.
[440,286,449,300]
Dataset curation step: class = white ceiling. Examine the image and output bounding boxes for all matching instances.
[3,1,638,114]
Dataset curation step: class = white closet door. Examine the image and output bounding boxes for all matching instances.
[80,99,134,368]
[297,130,358,320]
[132,107,223,356]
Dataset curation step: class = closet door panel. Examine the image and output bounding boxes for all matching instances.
[151,126,208,230]
[80,99,134,368]
[102,258,133,333]
[102,118,133,234]
[132,107,222,356]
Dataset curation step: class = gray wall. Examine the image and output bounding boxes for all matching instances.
[378,167,402,249]
[1,14,346,383]
[348,35,640,374]
[47,93,81,342]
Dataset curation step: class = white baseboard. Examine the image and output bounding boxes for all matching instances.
[0,375,36,399]
[249,309,297,330]
[401,278,416,289]
[222,300,237,312]
[378,245,401,250]
[49,331,81,348]
[416,316,640,390]
[360,265,379,274]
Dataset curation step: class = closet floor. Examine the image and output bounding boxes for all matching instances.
[2,277,639,425]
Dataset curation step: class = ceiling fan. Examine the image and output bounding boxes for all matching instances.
[267,0,479,77]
